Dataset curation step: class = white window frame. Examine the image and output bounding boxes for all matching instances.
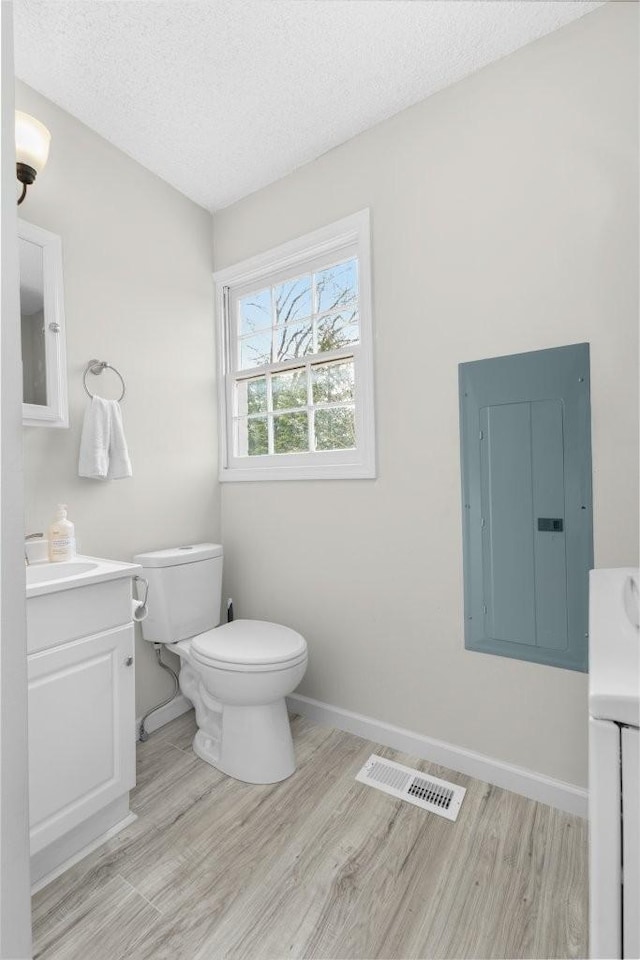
[214,209,376,482]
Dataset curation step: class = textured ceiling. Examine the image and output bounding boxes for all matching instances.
[14,0,603,211]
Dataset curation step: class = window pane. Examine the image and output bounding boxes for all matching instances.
[312,360,354,404]
[248,418,269,456]
[272,369,307,410]
[274,411,308,454]
[239,288,271,336]
[239,330,272,370]
[272,321,313,363]
[235,416,269,457]
[317,312,359,352]
[274,275,312,326]
[247,378,268,414]
[315,258,358,314]
[314,407,356,451]
[236,377,267,416]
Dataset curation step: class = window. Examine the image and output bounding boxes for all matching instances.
[214,210,375,481]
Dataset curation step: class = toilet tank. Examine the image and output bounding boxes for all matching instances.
[133,543,223,644]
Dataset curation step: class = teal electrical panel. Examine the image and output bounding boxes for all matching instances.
[459,344,593,672]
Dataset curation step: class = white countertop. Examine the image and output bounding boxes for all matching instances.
[26,555,141,599]
[589,567,640,728]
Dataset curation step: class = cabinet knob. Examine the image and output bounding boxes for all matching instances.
[124,656,134,667]
[49,322,61,333]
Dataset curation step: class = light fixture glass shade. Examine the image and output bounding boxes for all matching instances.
[15,111,51,173]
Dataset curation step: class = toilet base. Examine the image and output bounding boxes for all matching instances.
[193,699,296,784]
[178,654,297,784]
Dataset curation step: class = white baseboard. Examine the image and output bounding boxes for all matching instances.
[287,693,588,818]
[136,693,192,739]
[31,810,137,894]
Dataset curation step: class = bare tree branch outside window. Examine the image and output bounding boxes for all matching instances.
[237,258,359,455]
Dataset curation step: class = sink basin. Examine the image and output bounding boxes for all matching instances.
[26,555,141,598]
[26,560,99,586]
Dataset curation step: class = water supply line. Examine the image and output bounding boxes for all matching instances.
[138,644,180,742]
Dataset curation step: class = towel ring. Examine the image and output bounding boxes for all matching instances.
[83,359,126,402]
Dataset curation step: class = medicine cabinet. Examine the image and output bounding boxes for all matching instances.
[18,219,68,428]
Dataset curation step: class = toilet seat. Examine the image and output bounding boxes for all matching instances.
[189,619,307,672]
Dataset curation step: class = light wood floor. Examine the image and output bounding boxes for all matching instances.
[32,711,588,960]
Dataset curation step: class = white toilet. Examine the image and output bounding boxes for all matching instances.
[134,543,307,784]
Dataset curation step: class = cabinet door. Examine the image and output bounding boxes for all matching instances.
[622,726,639,959]
[28,625,135,854]
[589,717,622,960]
[18,219,68,428]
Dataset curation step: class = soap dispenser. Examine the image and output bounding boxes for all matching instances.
[48,504,76,562]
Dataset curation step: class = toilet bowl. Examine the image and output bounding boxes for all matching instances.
[177,620,307,783]
[134,544,308,785]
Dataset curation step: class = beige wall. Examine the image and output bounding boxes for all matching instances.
[213,3,639,788]
[16,81,219,717]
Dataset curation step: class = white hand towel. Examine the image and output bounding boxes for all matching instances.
[78,397,132,480]
[107,400,132,480]
[78,396,111,479]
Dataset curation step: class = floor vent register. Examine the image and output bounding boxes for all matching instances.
[355,754,466,822]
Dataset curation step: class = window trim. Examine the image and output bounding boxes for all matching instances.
[214,209,376,482]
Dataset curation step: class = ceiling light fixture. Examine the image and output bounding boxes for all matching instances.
[15,111,51,205]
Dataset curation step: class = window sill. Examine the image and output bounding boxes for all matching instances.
[219,460,376,482]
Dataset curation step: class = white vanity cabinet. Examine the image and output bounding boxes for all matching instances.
[622,726,639,960]
[589,568,640,960]
[28,624,135,855]
[26,557,140,888]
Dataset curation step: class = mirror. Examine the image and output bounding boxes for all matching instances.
[18,219,68,428]
[20,239,47,406]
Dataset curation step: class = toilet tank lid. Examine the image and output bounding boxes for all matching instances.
[133,543,223,568]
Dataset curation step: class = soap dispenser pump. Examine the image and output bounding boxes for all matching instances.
[48,504,76,562]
